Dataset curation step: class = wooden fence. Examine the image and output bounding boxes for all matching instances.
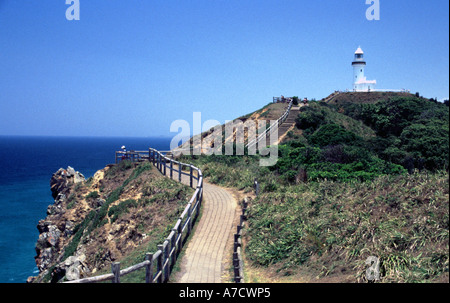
[246,100,293,150]
[115,150,151,163]
[65,148,203,283]
[233,198,248,283]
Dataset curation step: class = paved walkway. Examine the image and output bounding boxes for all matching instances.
[162,165,237,283]
[177,182,236,282]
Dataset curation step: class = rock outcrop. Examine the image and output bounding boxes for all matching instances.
[50,166,85,199]
[31,166,85,282]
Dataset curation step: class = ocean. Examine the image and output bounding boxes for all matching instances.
[0,136,172,283]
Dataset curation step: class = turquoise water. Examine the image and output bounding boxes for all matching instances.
[0,136,172,282]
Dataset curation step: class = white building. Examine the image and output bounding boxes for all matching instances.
[352,47,376,92]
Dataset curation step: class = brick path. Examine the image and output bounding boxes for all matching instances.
[177,182,236,282]
[162,166,237,283]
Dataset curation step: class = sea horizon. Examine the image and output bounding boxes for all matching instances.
[0,135,173,282]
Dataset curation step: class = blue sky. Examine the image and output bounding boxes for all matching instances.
[0,0,448,137]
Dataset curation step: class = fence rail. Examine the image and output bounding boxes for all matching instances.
[65,147,203,283]
[246,100,293,150]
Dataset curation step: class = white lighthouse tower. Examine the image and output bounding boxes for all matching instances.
[352,47,376,92]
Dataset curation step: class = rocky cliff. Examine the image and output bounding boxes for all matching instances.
[28,161,193,283]
[30,166,86,283]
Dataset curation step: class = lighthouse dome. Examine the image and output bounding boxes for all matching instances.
[355,47,364,55]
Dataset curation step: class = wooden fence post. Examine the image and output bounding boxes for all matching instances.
[171,229,177,268]
[164,239,171,281]
[163,241,169,282]
[199,185,203,205]
[163,156,166,175]
[254,178,259,196]
[111,262,120,283]
[240,215,246,227]
[189,165,193,188]
[187,203,192,235]
[170,160,173,179]
[145,253,153,283]
[196,185,200,206]
[157,245,163,283]
[176,222,183,256]
[178,163,182,182]
[243,198,248,211]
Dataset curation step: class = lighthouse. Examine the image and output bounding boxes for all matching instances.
[352,47,376,92]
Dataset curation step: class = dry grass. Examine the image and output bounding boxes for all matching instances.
[174,102,290,153]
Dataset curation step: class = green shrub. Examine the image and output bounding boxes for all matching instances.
[399,122,449,170]
[86,191,99,200]
[295,106,325,131]
[108,199,138,223]
[309,124,361,147]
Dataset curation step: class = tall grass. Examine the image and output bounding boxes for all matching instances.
[245,171,448,282]
[182,152,448,282]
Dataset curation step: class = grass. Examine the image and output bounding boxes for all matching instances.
[181,154,269,192]
[244,171,448,282]
[183,152,448,282]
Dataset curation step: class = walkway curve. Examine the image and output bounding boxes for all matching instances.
[162,166,237,283]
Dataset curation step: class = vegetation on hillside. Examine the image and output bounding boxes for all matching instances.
[246,172,448,282]
[37,161,193,283]
[277,96,449,183]
[181,94,449,282]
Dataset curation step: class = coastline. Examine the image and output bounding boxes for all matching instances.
[0,136,172,282]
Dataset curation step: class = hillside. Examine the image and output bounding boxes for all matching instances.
[29,161,193,283]
[180,92,449,283]
[29,92,449,283]
[321,91,420,105]
[173,101,292,155]
[244,171,448,283]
